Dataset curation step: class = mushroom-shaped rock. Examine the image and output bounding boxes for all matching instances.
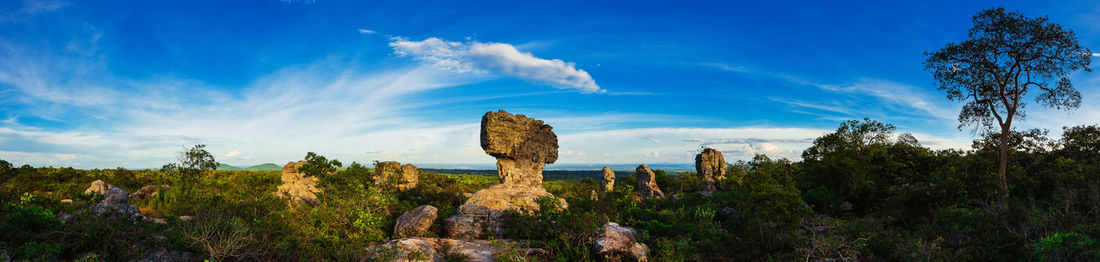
[696,148,727,195]
[276,161,319,205]
[601,167,616,192]
[595,222,650,262]
[463,110,567,213]
[395,205,438,238]
[635,165,664,199]
[84,180,112,195]
[375,161,420,191]
[480,110,558,187]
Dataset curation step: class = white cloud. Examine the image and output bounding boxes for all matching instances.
[357,28,376,34]
[390,37,602,93]
[1092,53,1100,57]
[225,150,241,158]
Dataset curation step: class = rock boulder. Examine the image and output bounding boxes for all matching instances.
[594,222,650,262]
[375,161,420,191]
[395,205,438,238]
[84,180,112,195]
[635,165,664,199]
[601,167,615,192]
[276,161,319,205]
[368,237,548,262]
[696,148,727,195]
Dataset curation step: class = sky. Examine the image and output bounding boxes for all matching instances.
[1,0,1099,169]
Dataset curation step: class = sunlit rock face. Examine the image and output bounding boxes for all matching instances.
[635,164,664,199]
[375,161,420,191]
[394,205,437,238]
[696,148,727,196]
[447,110,567,239]
[464,110,565,212]
[601,167,616,192]
[276,161,318,205]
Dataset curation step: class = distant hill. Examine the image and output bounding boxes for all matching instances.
[244,163,281,170]
[217,163,241,170]
[217,163,281,171]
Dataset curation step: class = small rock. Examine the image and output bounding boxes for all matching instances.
[84,180,112,195]
[395,205,438,238]
[60,199,73,204]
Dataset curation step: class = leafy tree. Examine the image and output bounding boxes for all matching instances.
[158,144,217,203]
[800,118,896,213]
[298,152,342,188]
[1059,124,1100,161]
[924,7,1092,200]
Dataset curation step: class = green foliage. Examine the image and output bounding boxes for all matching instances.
[1031,232,1100,262]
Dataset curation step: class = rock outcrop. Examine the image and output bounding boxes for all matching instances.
[88,184,142,219]
[444,204,501,239]
[276,161,318,205]
[368,237,548,262]
[601,167,615,192]
[129,185,160,199]
[635,165,664,198]
[447,110,567,239]
[395,205,438,238]
[594,222,650,262]
[696,148,727,196]
[85,180,112,195]
[375,161,419,191]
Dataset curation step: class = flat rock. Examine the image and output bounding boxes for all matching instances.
[595,222,650,262]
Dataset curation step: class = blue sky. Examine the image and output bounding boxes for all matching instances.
[1,0,1098,168]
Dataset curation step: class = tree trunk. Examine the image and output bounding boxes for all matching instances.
[998,127,1010,202]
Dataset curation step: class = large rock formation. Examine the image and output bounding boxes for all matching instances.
[447,110,566,239]
[594,222,650,262]
[375,161,419,191]
[276,161,319,205]
[395,205,438,238]
[635,165,664,199]
[463,110,565,212]
[601,167,615,192]
[696,148,727,196]
[367,237,548,262]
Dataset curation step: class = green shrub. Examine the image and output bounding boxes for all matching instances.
[1031,232,1100,262]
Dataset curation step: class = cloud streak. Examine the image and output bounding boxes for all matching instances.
[390,37,602,93]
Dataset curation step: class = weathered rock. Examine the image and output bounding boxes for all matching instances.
[460,110,566,214]
[375,161,420,191]
[367,237,548,262]
[444,204,499,239]
[276,161,319,205]
[84,180,112,195]
[595,222,650,262]
[130,185,159,199]
[635,165,664,198]
[696,148,727,196]
[480,110,558,166]
[601,167,616,192]
[91,187,142,219]
[464,184,565,212]
[395,205,438,238]
[60,199,73,204]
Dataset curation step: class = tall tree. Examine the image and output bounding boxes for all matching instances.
[924,8,1092,201]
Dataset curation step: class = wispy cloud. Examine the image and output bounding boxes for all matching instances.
[390,37,603,93]
[357,28,376,34]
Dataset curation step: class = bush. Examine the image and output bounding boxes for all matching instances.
[1031,232,1100,262]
